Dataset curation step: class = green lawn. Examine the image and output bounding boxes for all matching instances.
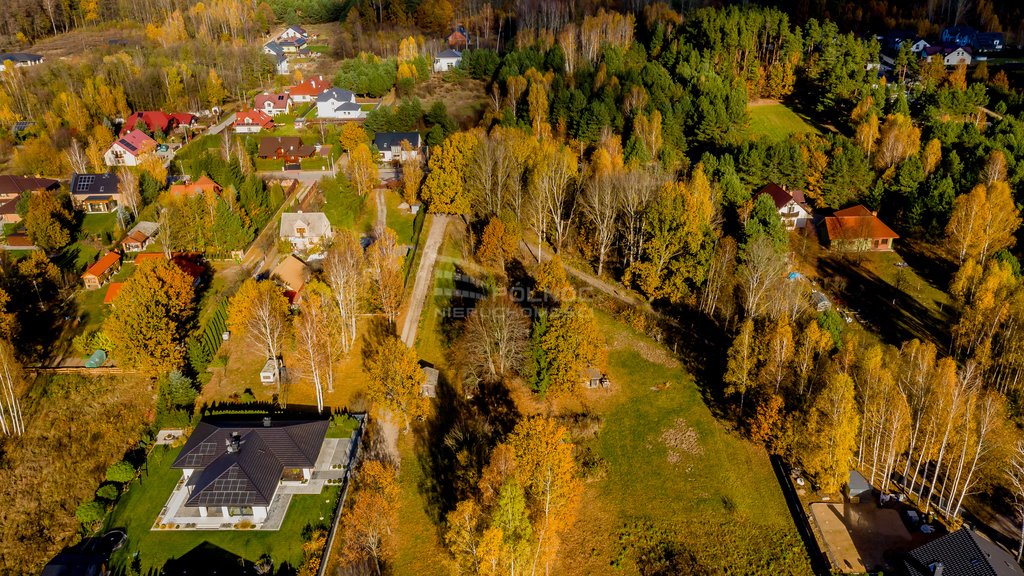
[307,45,330,54]
[385,190,417,245]
[747,103,820,140]
[320,177,369,232]
[80,212,118,237]
[557,313,813,574]
[255,158,285,171]
[106,446,339,574]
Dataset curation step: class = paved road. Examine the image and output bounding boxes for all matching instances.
[206,112,237,136]
[400,214,449,347]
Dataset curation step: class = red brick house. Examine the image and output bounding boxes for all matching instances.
[822,205,899,252]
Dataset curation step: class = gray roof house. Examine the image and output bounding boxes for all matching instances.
[70,173,121,213]
[280,212,332,250]
[0,52,44,69]
[433,49,462,72]
[374,131,422,162]
[172,419,328,509]
[316,88,364,120]
[901,528,1023,576]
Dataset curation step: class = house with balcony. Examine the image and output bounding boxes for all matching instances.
[754,183,812,230]
[71,173,121,213]
[104,129,157,167]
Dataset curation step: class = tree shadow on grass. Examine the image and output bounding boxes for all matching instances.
[817,255,953,347]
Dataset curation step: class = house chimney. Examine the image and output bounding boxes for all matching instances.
[225,431,242,453]
[932,563,944,576]
[263,416,272,427]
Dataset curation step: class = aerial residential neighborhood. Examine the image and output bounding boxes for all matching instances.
[1,1,1024,576]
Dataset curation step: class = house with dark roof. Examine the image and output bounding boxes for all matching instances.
[755,183,812,230]
[71,173,120,213]
[276,37,307,54]
[258,136,315,162]
[279,25,308,41]
[316,88,363,120]
[822,205,899,252]
[922,45,972,66]
[434,49,462,72]
[0,53,44,70]
[901,528,1023,576]
[164,418,329,526]
[0,175,60,201]
[255,92,291,116]
[263,42,289,74]
[104,129,157,167]
[374,131,422,163]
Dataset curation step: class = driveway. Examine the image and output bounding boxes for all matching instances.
[400,214,449,347]
[205,112,237,136]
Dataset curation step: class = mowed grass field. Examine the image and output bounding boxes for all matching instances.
[554,314,813,575]
[747,102,820,140]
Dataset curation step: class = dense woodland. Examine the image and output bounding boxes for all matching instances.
[2,0,1024,574]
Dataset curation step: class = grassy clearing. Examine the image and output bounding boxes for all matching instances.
[320,177,369,232]
[747,103,820,140]
[391,434,448,576]
[554,312,812,575]
[385,189,417,245]
[106,446,338,574]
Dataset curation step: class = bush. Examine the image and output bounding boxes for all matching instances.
[75,500,105,527]
[96,483,119,501]
[106,460,136,484]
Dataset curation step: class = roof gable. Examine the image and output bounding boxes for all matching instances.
[71,173,119,197]
[317,88,355,103]
[905,528,1024,576]
[374,131,421,150]
[116,130,157,155]
[0,175,59,196]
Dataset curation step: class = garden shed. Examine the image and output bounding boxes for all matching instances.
[848,470,872,503]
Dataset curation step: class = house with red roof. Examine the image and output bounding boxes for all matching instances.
[822,205,899,252]
[104,129,157,167]
[255,92,291,116]
[123,111,176,135]
[755,183,812,230]
[81,252,121,290]
[103,282,124,305]
[289,75,332,103]
[233,109,275,134]
[167,175,222,198]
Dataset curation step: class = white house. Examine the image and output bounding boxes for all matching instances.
[909,39,930,54]
[255,92,291,116]
[755,183,812,230]
[0,53,43,71]
[104,130,157,167]
[374,131,422,163]
[279,212,332,250]
[278,25,308,41]
[316,88,364,120]
[944,46,972,66]
[263,43,289,74]
[233,109,274,134]
[433,49,462,73]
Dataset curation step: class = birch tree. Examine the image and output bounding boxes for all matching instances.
[0,340,24,436]
[365,227,404,325]
[531,141,578,253]
[117,168,141,219]
[464,294,530,382]
[1007,439,1024,560]
[227,279,290,388]
[65,138,88,174]
[294,282,341,411]
[323,230,364,352]
[581,171,619,277]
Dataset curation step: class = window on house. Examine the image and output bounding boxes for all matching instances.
[296,227,306,237]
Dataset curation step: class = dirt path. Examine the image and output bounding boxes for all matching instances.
[375,188,386,231]
[400,215,449,347]
[242,181,306,271]
[519,239,645,308]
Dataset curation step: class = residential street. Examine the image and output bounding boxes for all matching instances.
[400,214,449,347]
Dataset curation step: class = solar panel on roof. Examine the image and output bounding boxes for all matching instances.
[121,139,137,152]
[75,175,95,192]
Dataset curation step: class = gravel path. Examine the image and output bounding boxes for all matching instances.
[400,214,449,347]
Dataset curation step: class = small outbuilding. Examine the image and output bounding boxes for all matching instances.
[421,366,439,398]
[581,367,610,389]
[260,358,280,385]
[848,470,872,503]
[811,291,831,312]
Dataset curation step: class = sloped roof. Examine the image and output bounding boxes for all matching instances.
[255,92,290,111]
[279,212,332,239]
[317,88,355,103]
[290,75,332,97]
[374,131,421,150]
[903,528,1023,576]
[234,109,274,128]
[272,254,309,292]
[0,175,59,196]
[0,53,43,64]
[437,49,462,59]
[756,183,795,210]
[258,136,314,158]
[103,282,124,304]
[172,419,328,507]
[124,111,174,134]
[824,206,899,241]
[71,173,118,197]
[82,252,120,279]
[264,42,284,56]
[168,175,221,197]
[115,130,157,155]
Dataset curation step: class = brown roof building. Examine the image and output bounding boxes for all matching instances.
[822,205,899,252]
[81,252,121,290]
[258,136,315,162]
[0,175,59,200]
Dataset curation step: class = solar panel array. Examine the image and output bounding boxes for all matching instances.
[121,139,138,152]
[177,441,218,467]
[193,466,259,506]
[75,175,95,192]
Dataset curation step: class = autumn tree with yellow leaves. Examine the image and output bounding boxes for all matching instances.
[364,335,425,431]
